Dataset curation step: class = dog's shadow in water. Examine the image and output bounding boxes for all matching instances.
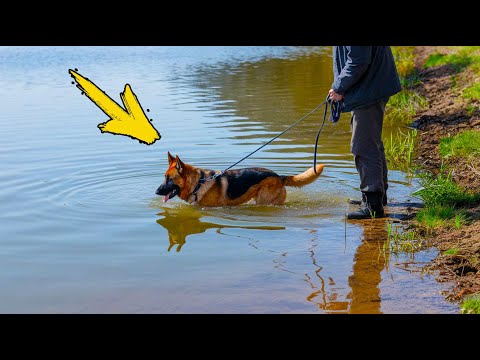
[156,207,285,252]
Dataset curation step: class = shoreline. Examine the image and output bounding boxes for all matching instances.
[404,46,480,304]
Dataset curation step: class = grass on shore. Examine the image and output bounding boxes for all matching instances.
[439,130,480,159]
[424,47,480,102]
[463,82,480,101]
[416,129,480,230]
[412,167,479,229]
[384,128,417,173]
[386,47,428,124]
[415,205,468,230]
[424,46,480,73]
[385,90,428,123]
[413,167,480,207]
[461,294,480,314]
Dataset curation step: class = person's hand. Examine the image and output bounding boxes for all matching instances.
[329,89,344,101]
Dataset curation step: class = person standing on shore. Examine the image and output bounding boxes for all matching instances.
[329,46,401,219]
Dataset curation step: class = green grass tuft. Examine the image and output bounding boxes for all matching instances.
[413,168,480,207]
[413,166,476,229]
[385,47,428,124]
[424,51,475,72]
[455,212,468,229]
[466,105,477,115]
[384,128,417,173]
[444,248,460,255]
[461,294,480,314]
[384,223,422,255]
[471,62,480,74]
[463,82,480,100]
[439,130,480,158]
[424,53,448,67]
[415,206,467,229]
[416,205,456,228]
[385,89,428,123]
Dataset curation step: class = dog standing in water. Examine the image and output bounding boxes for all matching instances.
[156,152,324,206]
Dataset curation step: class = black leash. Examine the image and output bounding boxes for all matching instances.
[313,94,343,173]
[192,94,343,194]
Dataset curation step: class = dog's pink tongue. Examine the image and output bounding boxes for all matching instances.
[163,191,172,203]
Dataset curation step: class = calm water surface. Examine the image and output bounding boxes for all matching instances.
[0,46,457,313]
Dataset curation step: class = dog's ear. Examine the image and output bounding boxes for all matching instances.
[175,155,184,173]
[167,151,175,165]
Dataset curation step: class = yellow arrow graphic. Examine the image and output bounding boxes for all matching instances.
[69,69,161,145]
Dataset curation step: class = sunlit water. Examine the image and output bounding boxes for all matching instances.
[0,46,457,313]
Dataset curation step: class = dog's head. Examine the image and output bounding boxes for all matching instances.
[156,152,186,203]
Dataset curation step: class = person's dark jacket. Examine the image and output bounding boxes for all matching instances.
[332,46,401,112]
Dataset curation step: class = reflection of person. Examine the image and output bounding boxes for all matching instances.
[347,222,388,313]
[329,46,401,219]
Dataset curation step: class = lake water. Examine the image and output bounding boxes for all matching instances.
[0,46,457,313]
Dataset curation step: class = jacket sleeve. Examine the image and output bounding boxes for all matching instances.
[332,46,372,95]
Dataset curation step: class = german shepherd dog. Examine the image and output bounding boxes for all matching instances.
[156,152,324,206]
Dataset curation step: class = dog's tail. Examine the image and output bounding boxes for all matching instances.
[282,164,324,187]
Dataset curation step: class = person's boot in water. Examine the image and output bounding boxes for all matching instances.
[348,190,387,206]
[346,192,385,219]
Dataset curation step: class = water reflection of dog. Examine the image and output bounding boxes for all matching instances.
[156,207,285,252]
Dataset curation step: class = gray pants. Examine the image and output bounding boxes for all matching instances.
[350,100,388,193]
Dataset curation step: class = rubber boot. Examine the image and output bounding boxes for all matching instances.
[346,192,385,219]
[348,191,387,206]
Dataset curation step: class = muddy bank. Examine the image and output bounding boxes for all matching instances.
[408,46,480,301]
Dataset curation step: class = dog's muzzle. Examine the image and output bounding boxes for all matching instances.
[156,179,180,203]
